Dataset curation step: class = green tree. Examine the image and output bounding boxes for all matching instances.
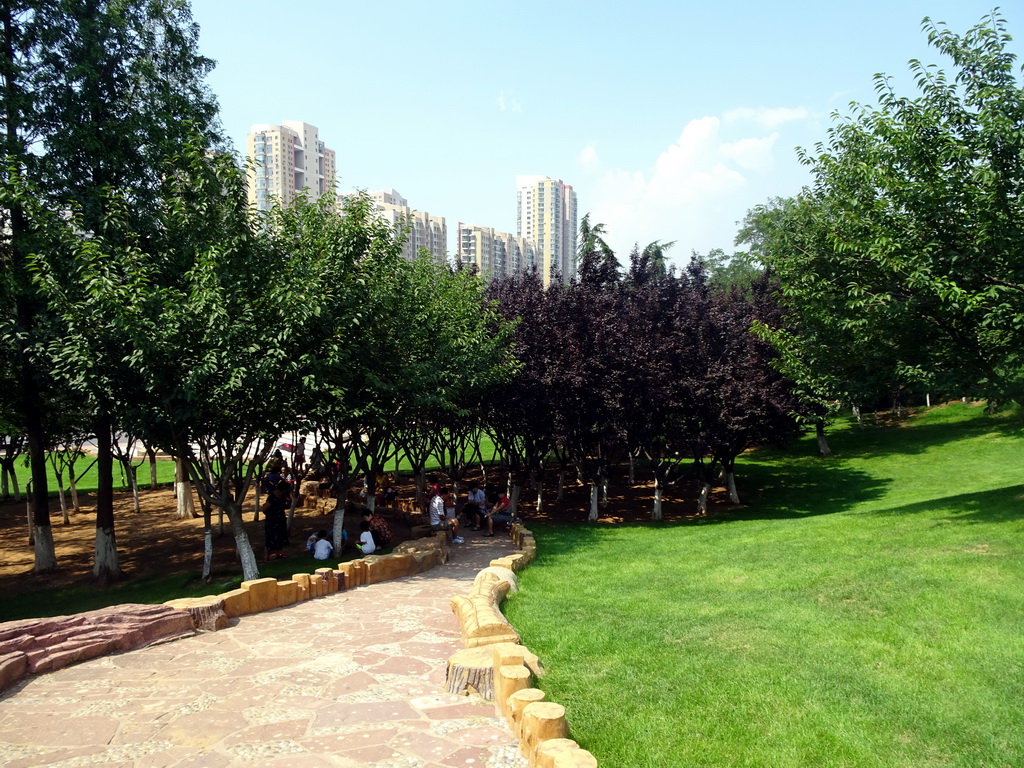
[1,0,220,576]
[764,12,1024,407]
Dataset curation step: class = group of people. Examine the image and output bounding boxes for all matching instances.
[260,442,517,563]
[427,478,514,543]
[259,446,396,564]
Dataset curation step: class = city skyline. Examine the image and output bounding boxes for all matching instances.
[194,1,1022,268]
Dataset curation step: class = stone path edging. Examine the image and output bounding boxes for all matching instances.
[447,524,600,768]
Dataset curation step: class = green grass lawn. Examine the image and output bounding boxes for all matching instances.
[503,403,1024,768]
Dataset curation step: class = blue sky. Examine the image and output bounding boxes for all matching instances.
[191,1,1021,268]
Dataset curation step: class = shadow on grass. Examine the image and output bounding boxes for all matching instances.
[725,459,890,521]
[817,409,1024,461]
[867,484,1024,525]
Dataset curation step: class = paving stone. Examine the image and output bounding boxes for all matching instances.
[0,535,526,767]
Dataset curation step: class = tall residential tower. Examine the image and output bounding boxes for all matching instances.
[516,175,578,285]
[246,121,337,212]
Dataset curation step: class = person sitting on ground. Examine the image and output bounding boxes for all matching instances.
[355,520,376,555]
[361,508,393,549]
[484,491,512,537]
[311,529,333,560]
[463,481,486,530]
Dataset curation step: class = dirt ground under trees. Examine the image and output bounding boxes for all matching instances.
[0,466,731,600]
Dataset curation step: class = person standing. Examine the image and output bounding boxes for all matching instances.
[263,480,290,561]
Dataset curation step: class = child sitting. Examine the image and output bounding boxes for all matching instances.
[355,520,376,555]
[310,530,333,560]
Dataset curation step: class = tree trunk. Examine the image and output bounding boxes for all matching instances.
[26,491,33,545]
[628,452,635,485]
[148,446,158,489]
[536,483,543,515]
[601,476,609,506]
[509,484,521,516]
[225,500,260,581]
[726,470,739,505]
[175,458,195,520]
[26,397,55,573]
[93,411,120,584]
[852,405,862,426]
[815,421,833,457]
[1,467,7,499]
[128,465,141,514]
[697,482,711,516]
[11,469,20,503]
[652,475,663,521]
[925,393,931,408]
[69,463,81,513]
[556,470,565,501]
[588,483,599,521]
[201,498,213,583]
[58,480,69,525]
[332,500,346,556]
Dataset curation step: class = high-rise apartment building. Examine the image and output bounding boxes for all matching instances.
[345,189,447,264]
[458,224,538,280]
[246,121,336,212]
[516,175,578,285]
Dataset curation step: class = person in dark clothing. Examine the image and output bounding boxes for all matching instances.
[263,480,290,562]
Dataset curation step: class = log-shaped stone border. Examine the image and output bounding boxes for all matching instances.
[0,532,450,693]
[446,524,599,767]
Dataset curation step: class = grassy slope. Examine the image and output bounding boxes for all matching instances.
[503,404,1024,768]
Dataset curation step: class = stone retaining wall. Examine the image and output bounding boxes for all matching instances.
[447,524,598,767]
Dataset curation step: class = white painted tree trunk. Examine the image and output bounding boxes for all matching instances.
[509,484,521,516]
[589,483,599,521]
[201,526,213,583]
[93,526,119,583]
[652,476,663,521]
[33,525,56,572]
[926,393,931,407]
[226,502,260,581]
[69,465,81,513]
[601,477,609,506]
[332,504,346,555]
[853,406,862,426]
[557,470,565,501]
[698,482,711,515]
[129,467,141,514]
[175,459,194,520]
[58,483,69,524]
[536,484,543,514]
[726,471,740,504]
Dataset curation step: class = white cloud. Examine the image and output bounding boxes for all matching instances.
[724,106,810,128]
[581,112,802,261]
[721,133,779,172]
[495,92,522,113]
[578,141,600,171]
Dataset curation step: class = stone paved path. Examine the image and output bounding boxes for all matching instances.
[0,535,528,768]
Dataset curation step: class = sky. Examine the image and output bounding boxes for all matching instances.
[191,1,1022,269]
